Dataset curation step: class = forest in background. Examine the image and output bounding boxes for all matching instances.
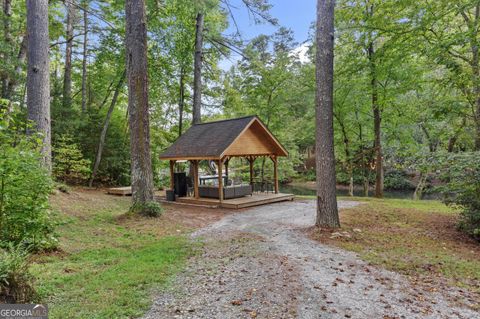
[0,0,480,224]
[0,0,479,309]
[0,2,477,181]
[2,1,480,198]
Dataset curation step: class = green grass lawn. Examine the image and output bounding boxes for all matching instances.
[309,196,480,298]
[31,189,194,319]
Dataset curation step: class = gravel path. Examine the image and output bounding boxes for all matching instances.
[143,200,479,319]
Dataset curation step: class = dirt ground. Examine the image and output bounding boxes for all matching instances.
[143,200,480,319]
[50,187,231,230]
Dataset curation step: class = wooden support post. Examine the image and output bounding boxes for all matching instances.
[272,156,279,194]
[225,158,229,185]
[193,160,199,199]
[218,159,223,203]
[249,156,254,186]
[169,160,175,190]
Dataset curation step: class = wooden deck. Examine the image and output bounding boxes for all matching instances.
[172,193,294,209]
[107,186,132,196]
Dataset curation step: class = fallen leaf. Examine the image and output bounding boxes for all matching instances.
[231,300,243,306]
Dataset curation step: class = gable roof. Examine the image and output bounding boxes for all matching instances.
[159,115,288,160]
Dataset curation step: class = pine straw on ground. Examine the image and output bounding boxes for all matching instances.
[307,198,480,310]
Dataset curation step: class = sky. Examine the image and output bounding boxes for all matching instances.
[225,0,316,43]
[219,0,316,69]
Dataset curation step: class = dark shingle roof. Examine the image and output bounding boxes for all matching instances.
[159,116,256,159]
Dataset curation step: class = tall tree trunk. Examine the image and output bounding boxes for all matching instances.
[6,36,27,100]
[472,47,480,150]
[345,145,354,197]
[363,167,369,196]
[474,83,480,150]
[469,3,480,150]
[81,0,88,113]
[475,101,480,151]
[315,0,339,228]
[335,114,354,197]
[192,12,204,125]
[63,0,75,109]
[2,0,11,43]
[447,136,457,153]
[178,67,185,136]
[420,124,438,152]
[88,76,93,108]
[89,70,126,187]
[368,41,383,198]
[19,82,26,110]
[1,0,12,98]
[26,0,51,171]
[125,0,154,208]
[373,88,383,198]
[355,108,369,197]
[189,13,204,178]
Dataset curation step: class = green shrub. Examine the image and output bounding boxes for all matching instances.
[439,152,480,241]
[53,135,91,184]
[384,170,415,190]
[129,201,164,217]
[55,182,70,193]
[336,170,368,185]
[0,244,36,303]
[154,170,171,190]
[304,169,316,181]
[75,108,131,186]
[335,170,349,185]
[0,111,57,251]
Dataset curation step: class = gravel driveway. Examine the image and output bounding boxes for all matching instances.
[143,200,479,319]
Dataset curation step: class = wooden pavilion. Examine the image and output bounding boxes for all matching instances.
[159,115,294,208]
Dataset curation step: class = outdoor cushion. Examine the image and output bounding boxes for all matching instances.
[198,185,252,199]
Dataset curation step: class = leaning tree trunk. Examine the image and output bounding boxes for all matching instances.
[192,12,204,125]
[89,70,126,187]
[315,0,339,228]
[6,36,27,100]
[413,172,427,200]
[125,0,154,208]
[81,0,88,113]
[26,0,51,171]
[368,40,383,198]
[63,0,75,109]
[98,78,115,109]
